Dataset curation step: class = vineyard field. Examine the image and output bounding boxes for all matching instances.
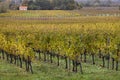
[0,9,120,80]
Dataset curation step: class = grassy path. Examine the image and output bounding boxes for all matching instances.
[0,59,120,80]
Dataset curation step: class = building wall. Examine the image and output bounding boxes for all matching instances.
[19,6,27,10]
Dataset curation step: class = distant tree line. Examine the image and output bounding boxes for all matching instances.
[27,0,82,10]
[7,0,82,10]
[0,0,82,13]
[80,0,118,7]
[1,0,120,13]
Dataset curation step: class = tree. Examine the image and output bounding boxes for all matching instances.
[27,0,81,10]
[107,0,112,7]
[22,0,28,6]
[9,1,19,10]
[84,0,91,7]
[36,0,51,10]
[28,1,41,10]
[0,1,9,13]
[94,0,101,6]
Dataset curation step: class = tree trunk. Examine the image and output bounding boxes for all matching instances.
[44,53,46,61]
[68,58,71,70]
[38,52,41,60]
[107,58,110,69]
[75,60,77,72]
[19,56,22,68]
[2,51,5,60]
[84,51,87,62]
[27,56,33,74]
[102,56,105,67]
[106,54,110,69]
[25,60,28,72]
[16,56,19,66]
[50,53,53,63]
[92,54,95,65]
[79,62,83,74]
[27,57,30,72]
[14,56,17,64]
[99,49,102,58]
[116,50,119,71]
[72,60,75,72]
[116,60,119,71]
[57,55,59,66]
[29,61,33,74]
[10,54,13,63]
[65,57,68,69]
[112,58,114,70]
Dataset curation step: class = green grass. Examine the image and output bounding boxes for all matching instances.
[0,58,120,80]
